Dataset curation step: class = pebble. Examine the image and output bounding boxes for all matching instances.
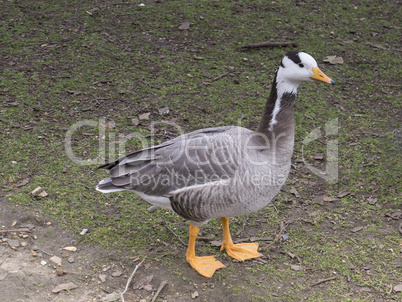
[291,265,302,271]
[99,274,107,282]
[49,255,62,266]
[63,246,77,252]
[40,260,47,266]
[68,256,75,263]
[8,239,20,249]
[56,268,64,276]
[30,250,38,257]
[111,271,122,277]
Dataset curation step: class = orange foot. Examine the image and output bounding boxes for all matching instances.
[221,242,262,262]
[186,255,225,278]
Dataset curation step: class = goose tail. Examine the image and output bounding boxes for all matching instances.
[96,177,125,193]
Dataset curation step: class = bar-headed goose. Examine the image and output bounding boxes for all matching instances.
[96,51,334,278]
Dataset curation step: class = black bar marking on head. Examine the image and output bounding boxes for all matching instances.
[285,51,301,64]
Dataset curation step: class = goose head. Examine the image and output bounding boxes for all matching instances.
[276,51,335,93]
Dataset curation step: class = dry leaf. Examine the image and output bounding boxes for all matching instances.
[289,188,300,198]
[323,196,337,202]
[337,191,350,198]
[209,240,222,247]
[178,21,191,30]
[158,107,170,115]
[291,264,302,271]
[31,186,48,197]
[324,55,344,64]
[132,274,154,290]
[132,118,140,126]
[351,226,363,233]
[139,112,151,120]
[314,153,324,160]
[15,179,29,187]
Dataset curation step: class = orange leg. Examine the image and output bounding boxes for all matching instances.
[220,217,262,261]
[185,224,225,278]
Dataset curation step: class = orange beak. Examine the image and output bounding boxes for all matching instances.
[311,67,335,85]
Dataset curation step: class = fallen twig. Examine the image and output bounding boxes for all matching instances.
[267,220,292,247]
[0,228,31,233]
[237,41,298,51]
[121,258,145,302]
[213,72,229,81]
[310,276,337,287]
[41,249,53,256]
[151,280,168,302]
[164,225,187,247]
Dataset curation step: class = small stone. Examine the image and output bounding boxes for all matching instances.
[38,191,48,197]
[158,107,170,115]
[67,256,75,263]
[20,241,27,247]
[101,292,121,302]
[291,265,302,271]
[143,284,153,291]
[111,271,122,277]
[178,21,191,30]
[147,206,158,213]
[40,260,47,266]
[56,268,64,276]
[191,291,199,299]
[62,246,77,252]
[99,274,107,282]
[49,256,62,266]
[80,229,88,235]
[394,284,402,292]
[8,239,20,249]
[351,226,363,233]
[139,112,151,120]
[30,250,38,257]
[132,118,140,126]
[31,186,48,197]
[314,153,324,160]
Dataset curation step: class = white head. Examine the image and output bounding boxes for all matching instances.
[276,51,334,92]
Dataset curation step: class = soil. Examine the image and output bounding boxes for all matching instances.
[1,198,229,302]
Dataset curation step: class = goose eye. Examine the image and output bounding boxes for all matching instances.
[298,63,304,68]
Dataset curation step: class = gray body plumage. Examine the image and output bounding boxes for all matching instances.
[97,125,294,225]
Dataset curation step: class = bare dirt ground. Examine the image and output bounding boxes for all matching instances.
[1,198,219,302]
